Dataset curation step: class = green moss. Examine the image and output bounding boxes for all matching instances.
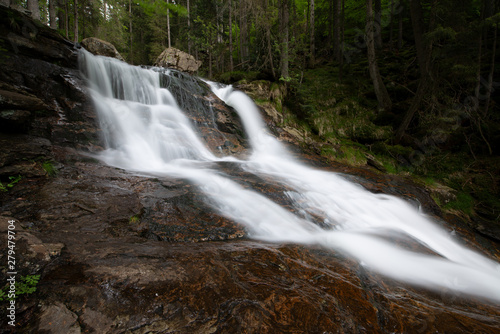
[444,191,475,216]
[321,142,367,167]
[42,161,57,177]
[129,215,140,224]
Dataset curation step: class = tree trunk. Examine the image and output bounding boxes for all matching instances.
[389,0,394,50]
[129,0,133,63]
[229,0,233,71]
[57,0,69,39]
[309,0,315,67]
[167,0,171,48]
[339,0,345,80]
[328,0,333,49]
[27,0,40,21]
[279,0,289,79]
[265,0,275,79]
[240,1,249,63]
[395,0,435,143]
[395,80,426,143]
[475,0,484,103]
[397,6,403,50]
[366,0,392,112]
[374,0,382,49]
[49,0,57,29]
[0,0,10,7]
[484,23,497,117]
[410,0,430,77]
[187,0,191,54]
[73,0,78,42]
[333,0,341,62]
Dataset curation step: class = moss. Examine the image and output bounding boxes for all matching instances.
[129,215,140,224]
[320,142,367,167]
[444,191,475,216]
[42,161,57,177]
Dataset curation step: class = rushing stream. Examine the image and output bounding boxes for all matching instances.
[79,49,500,303]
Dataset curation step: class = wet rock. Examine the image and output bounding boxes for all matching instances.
[158,70,248,157]
[0,110,31,133]
[0,134,52,177]
[81,37,125,61]
[38,302,81,334]
[80,308,113,333]
[154,47,202,73]
[0,87,47,111]
[0,6,77,67]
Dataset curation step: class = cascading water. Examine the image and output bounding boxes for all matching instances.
[79,49,500,303]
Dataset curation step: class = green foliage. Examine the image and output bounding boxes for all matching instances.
[129,215,140,224]
[0,275,40,301]
[445,192,475,216]
[42,161,57,177]
[217,71,258,84]
[425,26,457,44]
[0,175,22,192]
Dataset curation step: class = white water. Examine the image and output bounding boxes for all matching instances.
[79,50,500,303]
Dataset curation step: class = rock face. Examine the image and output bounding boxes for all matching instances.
[154,47,202,73]
[1,6,500,334]
[0,6,100,152]
[156,69,247,156]
[81,37,125,61]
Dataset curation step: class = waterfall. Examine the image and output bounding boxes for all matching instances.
[79,50,500,303]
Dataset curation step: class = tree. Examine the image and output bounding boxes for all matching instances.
[333,0,342,62]
[228,0,233,71]
[166,0,171,48]
[395,0,436,143]
[374,0,382,48]
[366,0,392,112]
[74,0,79,42]
[279,0,290,79]
[309,0,315,67]
[27,0,40,20]
[49,0,57,28]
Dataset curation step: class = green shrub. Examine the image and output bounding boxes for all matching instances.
[0,275,40,301]
[0,175,22,192]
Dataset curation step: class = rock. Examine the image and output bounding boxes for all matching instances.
[154,47,201,73]
[0,7,100,149]
[0,6,77,67]
[81,37,125,61]
[38,302,81,334]
[158,70,247,157]
[0,86,48,111]
[0,110,31,132]
[427,182,458,206]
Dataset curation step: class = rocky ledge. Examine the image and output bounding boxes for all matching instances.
[1,6,500,334]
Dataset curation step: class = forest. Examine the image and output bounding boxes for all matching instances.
[3,0,500,225]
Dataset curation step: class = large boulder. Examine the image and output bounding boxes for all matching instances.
[154,47,201,73]
[81,37,125,61]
